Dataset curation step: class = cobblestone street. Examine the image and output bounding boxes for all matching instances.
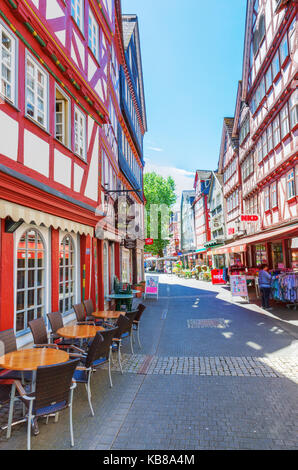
[1,275,297,450]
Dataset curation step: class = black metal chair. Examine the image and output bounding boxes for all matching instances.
[6,359,80,450]
[72,328,117,416]
[132,304,146,348]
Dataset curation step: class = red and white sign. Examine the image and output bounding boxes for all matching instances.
[211,269,227,285]
[228,228,235,235]
[145,238,154,245]
[241,215,259,222]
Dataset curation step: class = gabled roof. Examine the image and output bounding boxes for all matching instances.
[193,169,212,189]
[122,15,147,132]
[224,117,239,151]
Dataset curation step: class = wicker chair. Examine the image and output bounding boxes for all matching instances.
[132,303,146,348]
[72,329,117,416]
[46,312,82,351]
[6,359,80,450]
[73,303,95,325]
[83,299,103,326]
[28,318,58,350]
[121,310,139,355]
[0,330,31,382]
[111,314,132,373]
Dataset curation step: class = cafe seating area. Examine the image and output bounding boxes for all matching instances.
[0,299,146,450]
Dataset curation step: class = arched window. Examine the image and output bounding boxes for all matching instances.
[59,235,75,314]
[16,229,45,333]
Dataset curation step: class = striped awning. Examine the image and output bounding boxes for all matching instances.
[0,199,94,236]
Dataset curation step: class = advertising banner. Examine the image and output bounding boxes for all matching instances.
[230,275,248,297]
[144,275,159,299]
[211,269,227,285]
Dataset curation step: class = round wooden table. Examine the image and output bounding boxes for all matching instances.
[91,311,125,320]
[0,348,69,372]
[57,325,105,340]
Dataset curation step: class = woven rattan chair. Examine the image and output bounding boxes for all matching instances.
[72,328,117,416]
[132,304,146,348]
[73,303,95,325]
[83,299,103,326]
[6,359,80,450]
[83,299,94,318]
[28,318,58,350]
[0,330,31,382]
[46,312,85,355]
[111,315,131,374]
[121,310,138,355]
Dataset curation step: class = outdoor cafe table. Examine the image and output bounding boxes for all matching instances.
[57,324,105,339]
[91,311,126,320]
[0,348,70,436]
[0,348,69,372]
[107,293,134,311]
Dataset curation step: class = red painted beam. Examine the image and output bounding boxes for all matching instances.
[0,219,14,330]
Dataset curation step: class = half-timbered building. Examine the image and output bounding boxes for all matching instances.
[0,0,146,345]
[212,0,298,270]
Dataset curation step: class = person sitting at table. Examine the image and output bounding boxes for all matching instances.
[258,264,272,311]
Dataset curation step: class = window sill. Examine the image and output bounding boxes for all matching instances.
[24,115,51,136]
[281,132,291,143]
[291,123,298,133]
[264,209,271,215]
[54,138,71,153]
[287,196,296,204]
[273,141,282,151]
[273,71,281,84]
[73,151,88,165]
[271,205,278,212]
[281,55,290,70]
[0,95,20,113]
[266,84,273,95]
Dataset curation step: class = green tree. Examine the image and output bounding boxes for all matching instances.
[144,172,177,257]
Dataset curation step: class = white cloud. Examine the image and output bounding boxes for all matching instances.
[144,159,195,210]
[147,146,163,152]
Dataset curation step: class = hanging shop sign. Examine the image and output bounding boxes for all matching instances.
[145,238,154,245]
[230,275,248,298]
[144,275,159,299]
[241,215,259,222]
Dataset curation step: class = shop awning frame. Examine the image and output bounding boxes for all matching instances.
[211,224,298,255]
[0,199,94,236]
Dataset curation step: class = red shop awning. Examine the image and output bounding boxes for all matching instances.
[211,224,298,255]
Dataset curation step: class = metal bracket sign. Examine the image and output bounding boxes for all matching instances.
[144,275,159,299]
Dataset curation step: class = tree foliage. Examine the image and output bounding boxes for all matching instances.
[143,172,177,257]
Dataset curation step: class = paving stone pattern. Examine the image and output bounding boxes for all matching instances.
[108,353,298,380]
[0,275,297,450]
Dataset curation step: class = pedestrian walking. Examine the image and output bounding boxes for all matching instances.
[258,264,272,310]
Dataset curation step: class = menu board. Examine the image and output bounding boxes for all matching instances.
[144,275,159,299]
[230,275,248,297]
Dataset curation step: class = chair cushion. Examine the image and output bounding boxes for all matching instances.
[92,357,107,367]
[0,369,32,381]
[73,369,88,383]
[35,401,67,417]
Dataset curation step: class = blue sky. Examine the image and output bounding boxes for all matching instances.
[123,0,247,203]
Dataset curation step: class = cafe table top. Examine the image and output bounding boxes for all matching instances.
[0,348,69,372]
[57,324,105,339]
[107,294,133,299]
[91,310,126,319]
